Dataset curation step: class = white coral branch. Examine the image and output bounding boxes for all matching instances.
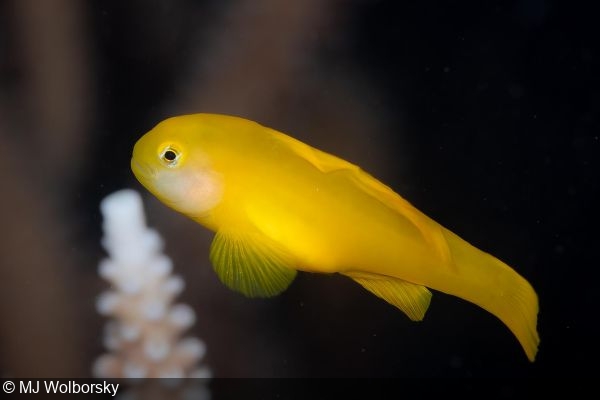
[93,189,211,382]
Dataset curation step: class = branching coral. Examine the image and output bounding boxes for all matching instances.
[93,189,211,386]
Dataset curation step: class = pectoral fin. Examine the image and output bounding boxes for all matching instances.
[209,230,297,298]
[344,272,432,321]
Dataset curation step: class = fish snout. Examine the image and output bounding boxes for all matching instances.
[131,158,153,182]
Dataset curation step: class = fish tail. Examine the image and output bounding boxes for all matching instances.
[440,227,540,362]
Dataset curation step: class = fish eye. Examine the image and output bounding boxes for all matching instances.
[164,150,177,161]
[160,146,181,167]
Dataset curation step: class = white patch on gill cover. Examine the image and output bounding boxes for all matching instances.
[154,167,224,216]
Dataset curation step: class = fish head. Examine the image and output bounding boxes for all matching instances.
[131,115,224,217]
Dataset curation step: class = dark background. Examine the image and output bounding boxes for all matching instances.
[0,0,597,383]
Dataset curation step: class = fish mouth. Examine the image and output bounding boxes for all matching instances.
[130,158,153,184]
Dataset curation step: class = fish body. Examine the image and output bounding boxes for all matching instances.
[131,113,539,361]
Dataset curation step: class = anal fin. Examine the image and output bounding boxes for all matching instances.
[344,272,432,321]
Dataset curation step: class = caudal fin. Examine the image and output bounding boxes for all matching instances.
[441,228,540,361]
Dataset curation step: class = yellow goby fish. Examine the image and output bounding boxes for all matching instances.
[131,113,539,361]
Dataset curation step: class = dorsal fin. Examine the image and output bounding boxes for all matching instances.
[349,168,453,266]
[268,128,357,174]
[271,129,452,265]
[209,230,297,298]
